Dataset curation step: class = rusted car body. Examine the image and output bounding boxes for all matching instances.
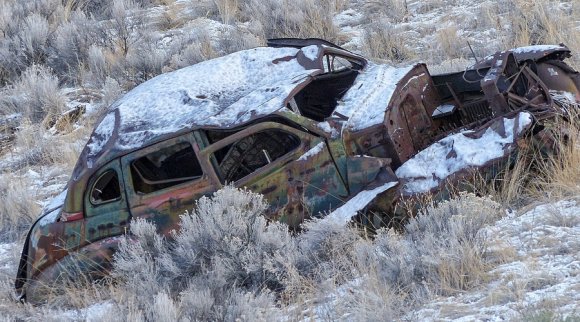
[15,38,580,301]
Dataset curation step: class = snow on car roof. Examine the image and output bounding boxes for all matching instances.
[510,45,568,54]
[472,44,570,69]
[85,45,324,160]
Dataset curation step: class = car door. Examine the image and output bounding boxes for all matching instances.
[82,160,131,246]
[199,122,348,228]
[120,133,216,235]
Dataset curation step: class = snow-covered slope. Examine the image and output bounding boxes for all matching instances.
[411,199,580,321]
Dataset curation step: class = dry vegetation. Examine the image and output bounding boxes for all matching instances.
[0,0,578,320]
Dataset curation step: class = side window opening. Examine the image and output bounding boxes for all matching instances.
[323,55,355,73]
[214,129,301,183]
[131,141,203,194]
[91,170,121,204]
[205,129,240,144]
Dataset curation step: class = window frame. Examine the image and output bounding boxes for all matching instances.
[89,169,122,206]
[199,122,306,185]
[122,133,206,197]
[322,52,365,74]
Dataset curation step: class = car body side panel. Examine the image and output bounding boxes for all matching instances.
[84,160,131,245]
[343,64,441,167]
[199,122,349,228]
[23,236,123,303]
[120,133,216,235]
[536,61,580,100]
[19,160,131,297]
[122,176,216,235]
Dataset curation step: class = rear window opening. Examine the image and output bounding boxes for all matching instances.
[90,170,121,204]
[131,141,202,194]
[213,129,301,183]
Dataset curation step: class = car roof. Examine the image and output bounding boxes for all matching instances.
[85,46,324,159]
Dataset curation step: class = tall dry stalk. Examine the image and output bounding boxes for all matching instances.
[534,106,580,199]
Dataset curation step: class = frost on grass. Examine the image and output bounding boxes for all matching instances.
[113,185,290,321]
[412,199,580,321]
[0,174,41,240]
[109,183,506,320]
[0,64,65,124]
[317,193,503,320]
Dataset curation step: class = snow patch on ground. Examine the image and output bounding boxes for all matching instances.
[59,301,116,321]
[0,243,18,272]
[411,199,580,321]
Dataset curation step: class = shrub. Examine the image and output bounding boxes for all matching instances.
[240,0,338,41]
[106,0,145,57]
[165,32,220,71]
[362,0,409,23]
[0,174,40,241]
[361,22,415,62]
[329,193,502,318]
[18,13,51,67]
[0,64,65,124]
[124,37,171,83]
[113,185,291,320]
[48,11,101,84]
[86,45,109,86]
[112,184,504,320]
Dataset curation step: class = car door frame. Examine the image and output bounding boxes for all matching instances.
[82,159,131,247]
[197,122,349,226]
[120,132,217,234]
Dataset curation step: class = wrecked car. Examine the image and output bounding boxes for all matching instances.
[16,38,580,301]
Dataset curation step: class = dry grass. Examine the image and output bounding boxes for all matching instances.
[239,0,338,41]
[497,103,578,206]
[0,174,40,240]
[155,1,189,30]
[534,108,580,199]
[362,0,409,23]
[0,118,89,241]
[213,0,239,25]
[465,104,579,210]
[361,23,416,62]
[11,121,89,171]
[499,0,580,68]
[436,25,463,59]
